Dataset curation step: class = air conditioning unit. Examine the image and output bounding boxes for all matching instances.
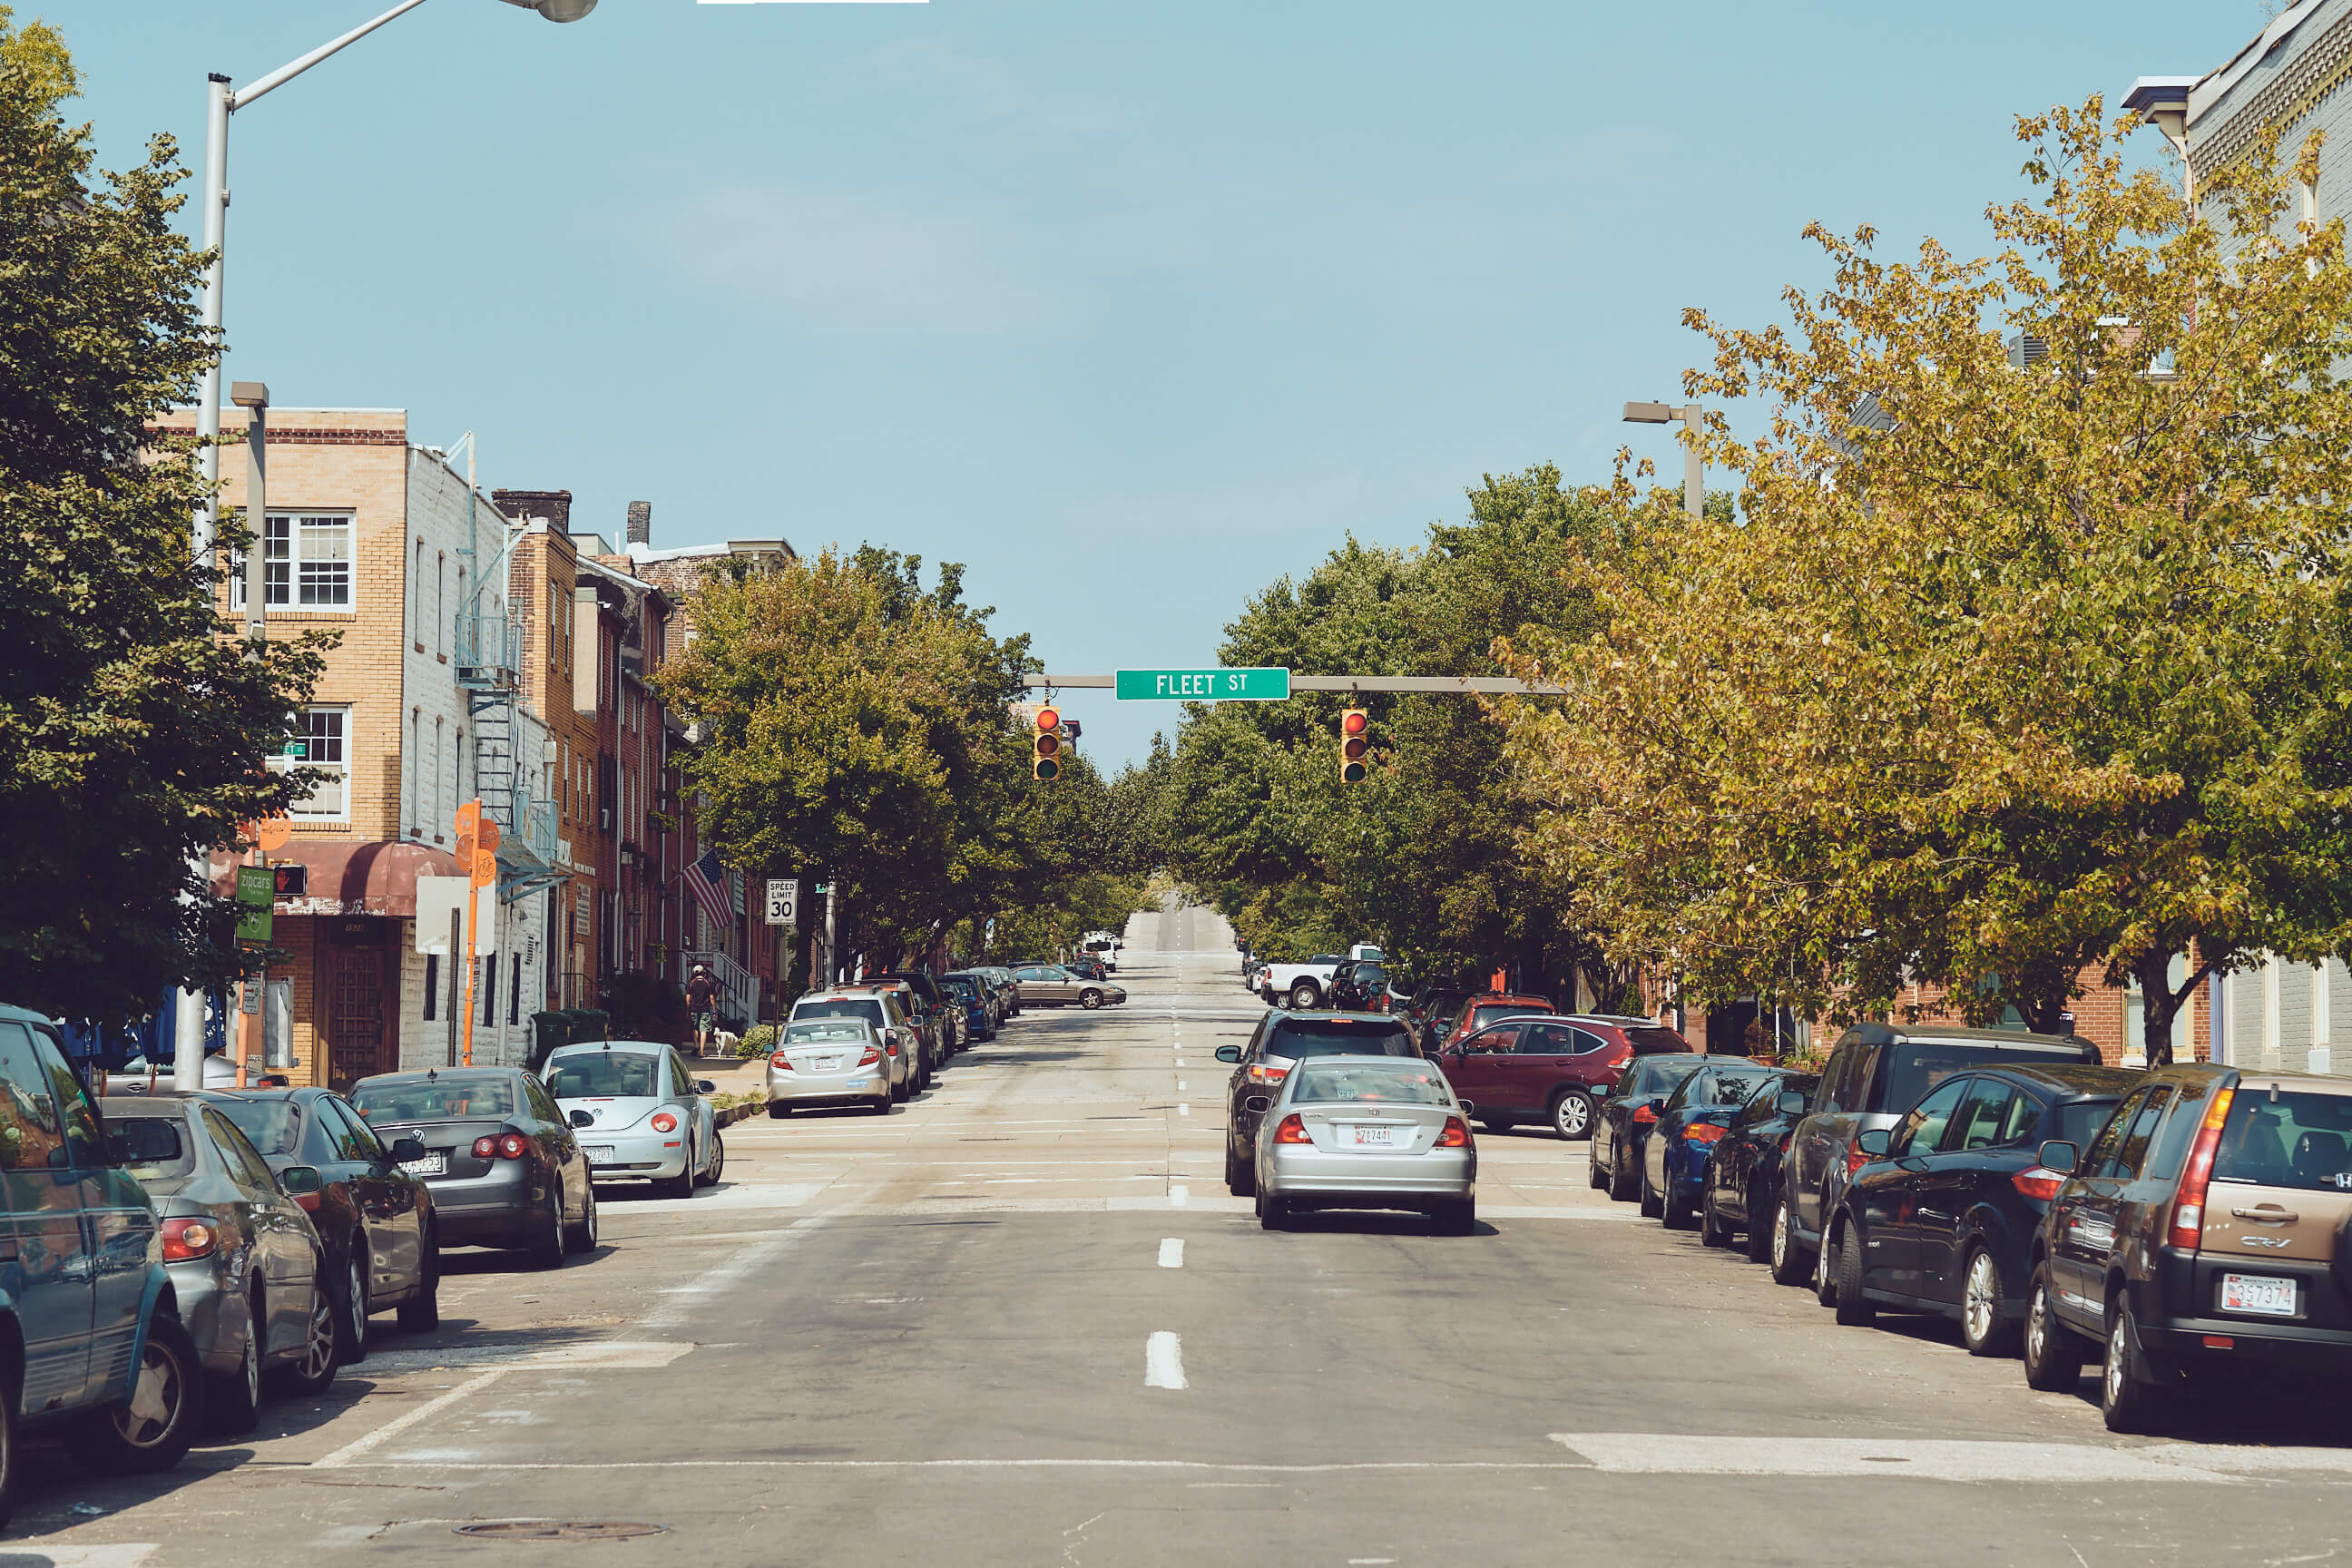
[2006,332,2049,369]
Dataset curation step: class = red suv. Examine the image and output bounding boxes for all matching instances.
[1435,993,1557,1054]
[1436,1013,1694,1140]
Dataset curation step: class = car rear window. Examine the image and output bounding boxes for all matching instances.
[1878,1042,2091,1115]
[2212,1090,2352,1192]
[353,1076,518,1121]
[209,1097,302,1158]
[113,1115,193,1181]
[1673,1065,1776,1109]
[1467,1002,1552,1031]
[1266,1019,1416,1059]
[1624,1027,1693,1056]
[1626,1056,1707,1097]
[1291,1063,1452,1105]
[787,1021,872,1044]
[798,999,887,1028]
[542,1054,662,1100]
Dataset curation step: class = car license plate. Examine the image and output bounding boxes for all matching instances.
[1348,1124,1398,1148]
[2220,1273,2297,1317]
[400,1152,446,1177]
[583,1145,616,1164]
[818,1056,843,1071]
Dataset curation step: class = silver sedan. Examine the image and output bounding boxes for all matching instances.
[765,1019,893,1116]
[1250,1054,1477,1234]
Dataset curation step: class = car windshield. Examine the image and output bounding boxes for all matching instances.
[2211,1089,2352,1192]
[787,1021,873,1044]
[352,1076,517,1121]
[1671,1065,1775,1110]
[111,1114,193,1181]
[209,1096,303,1157]
[1627,1056,1707,1097]
[1292,1063,1452,1105]
[941,978,977,1000]
[542,1054,662,1100]
[1266,1019,1416,1059]
[1881,1042,2088,1112]
[2046,1097,2120,1154]
[799,999,887,1028]
[1625,1027,1692,1055]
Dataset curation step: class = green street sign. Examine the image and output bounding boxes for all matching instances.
[235,867,276,907]
[279,741,307,759]
[1115,667,1290,701]
[236,906,272,945]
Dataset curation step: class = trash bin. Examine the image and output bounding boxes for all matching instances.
[527,1011,567,1072]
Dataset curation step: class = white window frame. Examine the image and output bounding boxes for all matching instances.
[230,512,355,612]
[271,705,350,821]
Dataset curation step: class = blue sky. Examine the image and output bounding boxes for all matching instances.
[59,0,2261,767]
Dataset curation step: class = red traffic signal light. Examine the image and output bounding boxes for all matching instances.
[1033,704,1063,780]
[1338,707,1369,783]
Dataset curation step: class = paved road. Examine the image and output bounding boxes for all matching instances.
[15,904,2352,1565]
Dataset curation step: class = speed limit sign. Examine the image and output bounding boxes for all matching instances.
[765,878,800,928]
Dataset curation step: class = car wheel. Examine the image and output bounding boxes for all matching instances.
[272,1281,338,1397]
[1550,1091,1594,1141]
[65,1312,202,1475]
[1259,1193,1289,1231]
[1744,1181,1777,1264]
[1813,1220,1842,1308]
[1769,1193,1811,1286]
[1661,1168,1693,1230]
[1229,1139,1258,1198]
[768,1102,790,1119]
[565,1178,600,1255]
[1833,1222,1876,1326]
[1607,1140,1640,1202]
[1960,1246,2015,1357]
[1587,1140,1608,1190]
[1079,989,1103,1010]
[1435,1199,1475,1236]
[332,1246,369,1366]
[2101,1297,2167,1434]
[1699,1173,1732,1249]
[699,1132,726,1187]
[872,1092,892,1115]
[1639,1164,1664,1220]
[1288,982,1320,1010]
[397,1230,441,1329]
[659,1144,696,1199]
[534,1183,571,1267]
[210,1289,264,1436]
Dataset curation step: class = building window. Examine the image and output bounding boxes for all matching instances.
[274,706,348,818]
[230,513,353,611]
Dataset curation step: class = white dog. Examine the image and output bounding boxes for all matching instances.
[712,1028,741,1056]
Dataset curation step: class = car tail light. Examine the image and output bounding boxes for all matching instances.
[2012,1166,2065,1202]
[473,1136,498,1158]
[1272,1113,1311,1144]
[651,1112,679,1134]
[1249,1063,1290,1086]
[1846,1140,1876,1176]
[2169,1084,2236,1250]
[499,1133,529,1160]
[161,1218,216,1261]
[1632,1104,1658,1126]
[1436,1116,1470,1148]
[1682,1123,1727,1145]
[859,1046,883,1066]
[770,1052,793,1071]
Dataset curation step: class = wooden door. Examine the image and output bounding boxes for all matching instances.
[323,940,391,1092]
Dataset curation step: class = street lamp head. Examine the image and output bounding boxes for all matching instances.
[501,0,598,18]
[1622,401,1673,425]
[230,381,270,410]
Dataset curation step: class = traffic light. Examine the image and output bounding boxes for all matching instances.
[1033,705,1063,780]
[1338,706,1369,783]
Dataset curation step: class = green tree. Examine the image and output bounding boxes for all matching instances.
[0,10,326,1025]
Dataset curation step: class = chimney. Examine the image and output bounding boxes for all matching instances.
[626,501,652,547]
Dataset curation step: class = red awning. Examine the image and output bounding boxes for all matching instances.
[211,838,461,918]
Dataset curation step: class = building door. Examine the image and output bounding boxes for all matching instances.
[323,936,391,1091]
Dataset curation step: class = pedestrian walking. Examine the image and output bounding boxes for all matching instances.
[686,965,717,1056]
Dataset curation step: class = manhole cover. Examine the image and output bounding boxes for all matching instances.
[455,1522,667,1542]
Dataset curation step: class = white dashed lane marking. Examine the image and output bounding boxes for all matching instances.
[1145,1332,1187,1389]
[1158,1238,1184,1268]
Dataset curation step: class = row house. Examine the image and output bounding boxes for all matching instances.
[174,407,564,1090]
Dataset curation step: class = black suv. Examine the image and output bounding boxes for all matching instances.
[1773,1023,2102,1293]
[1215,1010,1420,1196]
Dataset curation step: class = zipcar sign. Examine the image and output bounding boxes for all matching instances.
[1115,668,1290,701]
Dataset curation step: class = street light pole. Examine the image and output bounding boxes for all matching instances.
[1622,401,1708,519]
[172,0,600,1091]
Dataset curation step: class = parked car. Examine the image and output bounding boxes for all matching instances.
[106,1054,291,1093]
[1062,956,1112,984]
[790,989,919,1099]
[1250,1054,1477,1234]
[542,1042,723,1199]
[1011,964,1127,1009]
[1400,986,1472,1054]
[1255,954,1350,1009]
[1433,993,1557,1054]
[1325,959,1396,1013]
[202,1085,438,1358]
[0,1005,205,1512]
[866,971,961,1063]
[766,1018,893,1117]
[104,1093,336,1430]
[1437,1013,1694,1140]
[1640,1058,1786,1226]
[1699,1072,1820,1260]
[1217,1010,1423,1196]
[1818,1063,2136,1355]
[348,1066,597,1260]
[2021,1064,2352,1431]
[1592,1054,1710,1201]
[856,980,946,1082]
[1772,1024,2102,1293]
[939,972,996,1042]
[978,966,1022,1019]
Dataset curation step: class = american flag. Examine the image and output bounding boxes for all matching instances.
[683,848,731,930]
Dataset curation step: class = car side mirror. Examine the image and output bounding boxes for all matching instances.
[1215,1045,1242,1063]
[1856,1128,1892,1157]
[387,1135,427,1164]
[1778,1091,1809,1116]
[695,1080,718,1095]
[277,1163,324,1197]
[2038,1139,2080,1174]
[569,1109,594,1129]
[1459,1100,1476,1118]
[1243,1095,1271,1115]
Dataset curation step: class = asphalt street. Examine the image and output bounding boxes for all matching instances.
[14,902,2352,1566]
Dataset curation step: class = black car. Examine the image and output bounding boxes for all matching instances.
[1822,1063,2137,1353]
[866,971,957,1066]
[1326,960,1394,1013]
[1061,956,1112,983]
[1215,1010,1421,1196]
[1699,1072,1819,1261]
[1592,1054,1709,1202]
[349,1067,596,1264]
[201,1086,439,1361]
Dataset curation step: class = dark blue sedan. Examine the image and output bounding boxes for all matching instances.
[1642,1059,1783,1229]
[940,973,995,1044]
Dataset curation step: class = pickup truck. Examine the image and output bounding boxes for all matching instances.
[1257,946,1385,1008]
